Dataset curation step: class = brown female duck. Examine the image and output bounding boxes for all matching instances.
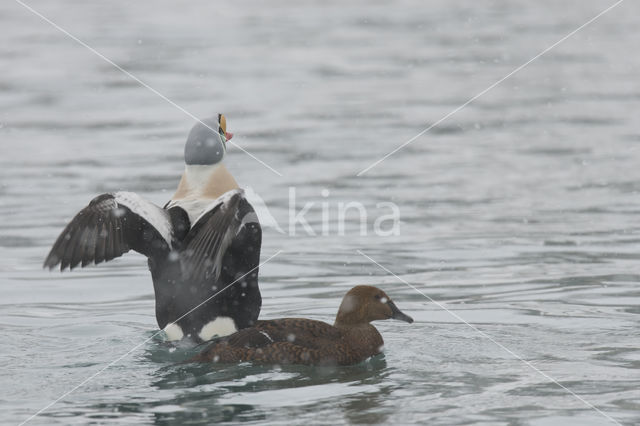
[191,285,413,366]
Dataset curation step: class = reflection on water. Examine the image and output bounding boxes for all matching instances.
[82,343,390,425]
[2,0,640,425]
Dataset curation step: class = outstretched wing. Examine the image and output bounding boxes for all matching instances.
[44,192,172,271]
[179,190,260,283]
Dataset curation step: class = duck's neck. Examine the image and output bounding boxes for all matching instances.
[172,163,239,200]
[334,322,384,355]
[334,316,369,328]
[334,306,368,328]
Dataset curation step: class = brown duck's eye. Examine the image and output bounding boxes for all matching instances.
[374,294,381,300]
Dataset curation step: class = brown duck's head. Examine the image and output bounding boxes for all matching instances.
[334,285,414,327]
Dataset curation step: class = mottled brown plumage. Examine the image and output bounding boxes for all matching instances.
[191,285,413,366]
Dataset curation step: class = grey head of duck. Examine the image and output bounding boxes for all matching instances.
[334,285,414,327]
[184,113,234,165]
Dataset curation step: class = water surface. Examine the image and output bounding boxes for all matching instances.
[1,1,640,425]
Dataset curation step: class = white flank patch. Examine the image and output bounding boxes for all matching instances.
[114,192,172,246]
[163,323,184,341]
[198,317,238,341]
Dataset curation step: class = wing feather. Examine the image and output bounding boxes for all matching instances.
[179,191,251,283]
[44,192,172,271]
[94,216,106,264]
[65,216,84,270]
[80,217,96,267]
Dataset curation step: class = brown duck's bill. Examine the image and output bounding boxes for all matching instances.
[388,300,414,323]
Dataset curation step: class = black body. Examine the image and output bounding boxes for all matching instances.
[44,191,262,342]
[150,198,262,338]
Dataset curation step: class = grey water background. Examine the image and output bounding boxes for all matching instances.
[1,0,639,424]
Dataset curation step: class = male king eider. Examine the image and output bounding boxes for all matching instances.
[44,114,262,342]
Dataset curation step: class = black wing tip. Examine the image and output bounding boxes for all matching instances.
[43,253,77,272]
[43,261,68,272]
[43,254,60,271]
[44,253,112,272]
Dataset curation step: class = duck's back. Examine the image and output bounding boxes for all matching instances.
[232,318,341,348]
[194,318,384,366]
